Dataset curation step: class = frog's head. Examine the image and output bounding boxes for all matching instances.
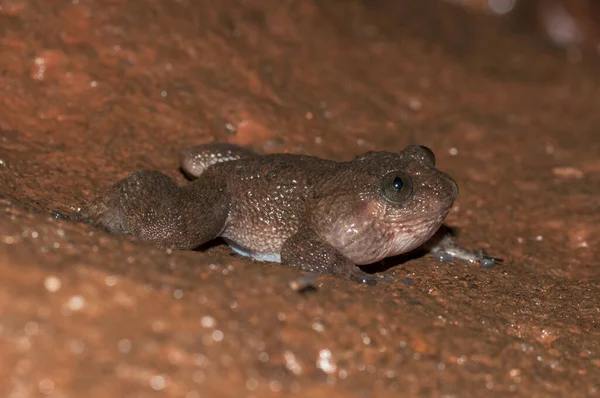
[312,145,458,265]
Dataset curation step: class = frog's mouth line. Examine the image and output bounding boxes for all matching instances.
[332,214,449,265]
[377,208,453,229]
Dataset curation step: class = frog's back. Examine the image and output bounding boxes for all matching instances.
[219,152,338,190]
[211,153,339,261]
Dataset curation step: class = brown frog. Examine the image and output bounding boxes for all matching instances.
[80,143,498,284]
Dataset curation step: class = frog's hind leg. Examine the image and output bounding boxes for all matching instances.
[179,142,256,179]
[79,170,229,250]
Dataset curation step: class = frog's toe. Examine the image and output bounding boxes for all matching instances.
[348,270,394,285]
[472,248,503,268]
[377,273,396,283]
[345,268,379,285]
[479,255,503,269]
[362,277,378,286]
[433,250,455,263]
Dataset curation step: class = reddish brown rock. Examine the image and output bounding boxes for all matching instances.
[0,1,599,397]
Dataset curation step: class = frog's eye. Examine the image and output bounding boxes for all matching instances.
[380,171,414,203]
[418,145,436,166]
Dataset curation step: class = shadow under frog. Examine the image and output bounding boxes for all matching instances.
[78,143,499,285]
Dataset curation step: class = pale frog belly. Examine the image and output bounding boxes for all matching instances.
[224,238,282,263]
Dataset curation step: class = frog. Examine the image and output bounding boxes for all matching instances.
[79,143,499,285]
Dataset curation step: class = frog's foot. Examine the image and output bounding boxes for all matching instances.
[432,246,502,269]
[424,227,502,269]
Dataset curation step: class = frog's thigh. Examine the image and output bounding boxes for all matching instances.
[81,170,229,250]
[179,143,256,178]
[280,228,381,285]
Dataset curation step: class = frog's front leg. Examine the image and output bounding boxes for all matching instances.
[280,227,390,285]
[423,226,502,268]
[79,170,229,250]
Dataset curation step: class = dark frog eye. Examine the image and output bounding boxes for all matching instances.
[380,171,414,203]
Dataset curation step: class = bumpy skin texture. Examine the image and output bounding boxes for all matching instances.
[81,143,496,284]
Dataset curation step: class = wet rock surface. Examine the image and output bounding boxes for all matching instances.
[0,1,599,397]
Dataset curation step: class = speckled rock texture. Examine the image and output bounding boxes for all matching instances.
[0,1,598,397]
